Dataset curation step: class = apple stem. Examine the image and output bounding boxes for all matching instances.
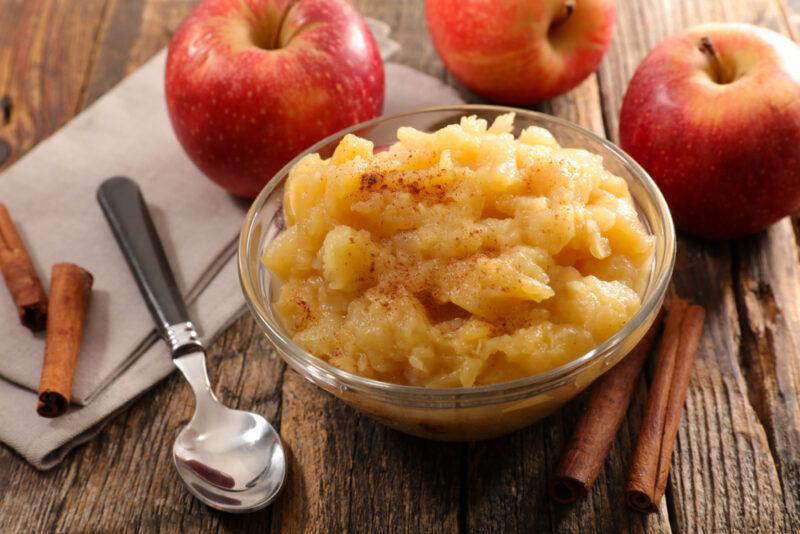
[698,36,729,84]
[551,0,576,30]
[271,0,299,49]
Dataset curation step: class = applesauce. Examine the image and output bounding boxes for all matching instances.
[263,114,654,388]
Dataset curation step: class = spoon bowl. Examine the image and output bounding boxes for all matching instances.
[172,352,286,512]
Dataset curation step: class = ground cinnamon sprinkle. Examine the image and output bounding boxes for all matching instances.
[0,203,48,331]
[292,297,313,330]
[360,172,381,190]
[359,170,450,204]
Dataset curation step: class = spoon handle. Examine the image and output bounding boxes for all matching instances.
[97,176,203,356]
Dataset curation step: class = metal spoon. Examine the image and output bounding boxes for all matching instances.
[97,176,286,512]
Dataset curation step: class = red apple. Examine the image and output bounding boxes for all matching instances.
[166,0,384,198]
[425,0,616,104]
[620,23,800,239]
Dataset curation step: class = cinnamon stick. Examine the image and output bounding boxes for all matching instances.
[0,203,48,330]
[550,309,664,504]
[626,298,706,512]
[36,263,93,417]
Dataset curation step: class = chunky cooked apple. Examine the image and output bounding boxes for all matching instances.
[263,114,654,387]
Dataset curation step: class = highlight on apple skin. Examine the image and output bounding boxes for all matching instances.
[425,0,616,104]
[619,23,800,239]
[165,0,385,198]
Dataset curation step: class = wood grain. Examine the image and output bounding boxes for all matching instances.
[668,240,787,532]
[0,0,109,170]
[734,221,800,528]
[81,0,197,108]
[355,0,445,79]
[2,0,800,532]
[274,371,462,534]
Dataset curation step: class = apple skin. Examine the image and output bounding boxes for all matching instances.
[425,0,616,104]
[166,0,384,198]
[620,23,800,239]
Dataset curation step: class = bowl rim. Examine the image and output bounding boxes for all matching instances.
[239,104,676,401]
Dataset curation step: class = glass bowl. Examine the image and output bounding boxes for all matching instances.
[239,105,675,441]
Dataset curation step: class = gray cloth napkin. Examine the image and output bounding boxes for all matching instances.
[0,20,463,469]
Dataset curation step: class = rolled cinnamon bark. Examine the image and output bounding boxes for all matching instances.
[626,299,705,512]
[36,263,93,417]
[0,203,48,331]
[550,309,664,503]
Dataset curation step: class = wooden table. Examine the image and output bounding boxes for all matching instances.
[2,0,800,531]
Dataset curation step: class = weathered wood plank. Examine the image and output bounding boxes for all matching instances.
[81,0,197,108]
[668,240,786,532]
[0,0,109,170]
[354,0,445,79]
[273,371,462,534]
[599,0,800,531]
[734,221,800,528]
